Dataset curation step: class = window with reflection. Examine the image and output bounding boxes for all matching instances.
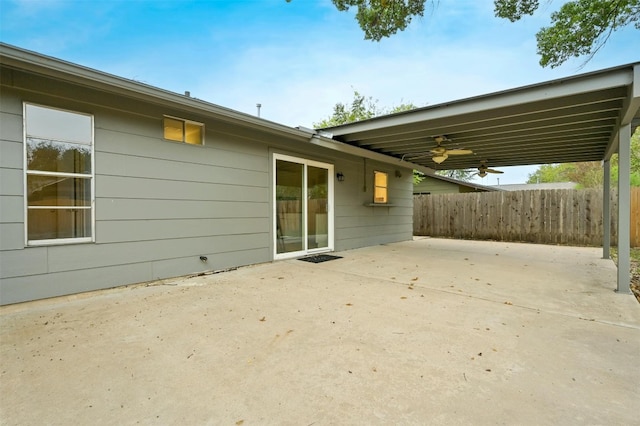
[24,103,94,244]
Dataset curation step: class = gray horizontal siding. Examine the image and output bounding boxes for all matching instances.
[1,77,277,303]
[0,262,153,305]
[0,111,23,143]
[0,139,22,168]
[0,195,22,223]
[337,231,412,252]
[97,199,268,220]
[97,126,269,168]
[0,168,21,196]
[0,246,269,305]
[97,151,268,185]
[332,158,414,252]
[0,116,24,251]
[97,175,268,202]
[97,218,270,243]
[1,233,268,279]
[150,246,268,280]
[0,246,48,279]
[336,213,413,229]
[0,65,416,305]
[0,223,23,250]
[337,223,413,241]
[45,233,268,273]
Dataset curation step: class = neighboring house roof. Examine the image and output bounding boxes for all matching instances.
[415,173,502,193]
[492,182,578,191]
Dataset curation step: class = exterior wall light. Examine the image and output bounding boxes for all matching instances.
[336,172,345,182]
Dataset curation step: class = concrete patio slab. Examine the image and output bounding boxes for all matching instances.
[1,238,639,425]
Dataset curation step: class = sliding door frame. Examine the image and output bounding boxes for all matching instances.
[273,153,334,260]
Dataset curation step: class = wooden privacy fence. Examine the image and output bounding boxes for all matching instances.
[414,188,640,247]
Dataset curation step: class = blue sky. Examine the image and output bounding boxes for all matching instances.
[1,0,637,184]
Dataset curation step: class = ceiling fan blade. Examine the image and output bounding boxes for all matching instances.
[446,149,473,155]
[487,168,504,174]
[430,147,447,155]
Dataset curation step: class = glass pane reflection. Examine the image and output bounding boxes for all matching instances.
[307,166,328,249]
[27,208,91,240]
[276,160,303,254]
[27,175,91,206]
[27,138,91,174]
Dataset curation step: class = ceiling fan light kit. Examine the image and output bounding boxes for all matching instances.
[432,154,448,164]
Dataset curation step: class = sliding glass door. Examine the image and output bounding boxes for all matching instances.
[274,154,333,259]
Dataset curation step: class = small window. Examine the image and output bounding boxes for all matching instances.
[163,116,203,145]
[374,171,388,203]
[24,103,94,244]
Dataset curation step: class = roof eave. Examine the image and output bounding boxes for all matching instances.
[322,62,638,138]
[0,42,313,141]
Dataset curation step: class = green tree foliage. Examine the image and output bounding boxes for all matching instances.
[526,162,604,187]
[314,91,381,128]
[303,0,639,68]
[497,0,640,68]
[493,0,540,20]
[331,0,426,41]
[526,129,640,187]
[436,169,475,182]
[314,89,419,128]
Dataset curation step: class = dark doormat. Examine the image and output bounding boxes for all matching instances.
[298,254,343,263]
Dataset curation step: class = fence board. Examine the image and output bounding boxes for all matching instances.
[414,188,640,247]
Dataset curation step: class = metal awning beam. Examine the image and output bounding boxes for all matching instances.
[327,70,632,137]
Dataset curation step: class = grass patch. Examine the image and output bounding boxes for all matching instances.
[609,247,640,303]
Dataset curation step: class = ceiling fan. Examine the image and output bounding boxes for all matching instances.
[475,161,504,178]
[404,136,473,164]
[428,136,473,164]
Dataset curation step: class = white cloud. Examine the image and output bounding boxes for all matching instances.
[179,1,577,127]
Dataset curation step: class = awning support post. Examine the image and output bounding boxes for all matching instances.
[603,159,611,259]
[616,124,631,294]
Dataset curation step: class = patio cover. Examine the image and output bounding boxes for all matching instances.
[317,63,640,294]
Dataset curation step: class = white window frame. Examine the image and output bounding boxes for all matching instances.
[163,115,204,145]
[23,103,95,246]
